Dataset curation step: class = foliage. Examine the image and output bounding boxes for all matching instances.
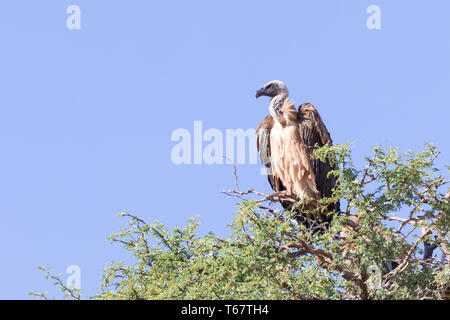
[31,144,449,300]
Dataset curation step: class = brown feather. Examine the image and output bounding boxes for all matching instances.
[297,103,339,213]
[256,115,284,192]
[269,99,319,200]
[256,100,340,228]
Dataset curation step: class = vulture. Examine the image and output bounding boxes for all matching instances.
[255,80,340,229]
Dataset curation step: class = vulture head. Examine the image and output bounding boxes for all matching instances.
[255,80,289,99]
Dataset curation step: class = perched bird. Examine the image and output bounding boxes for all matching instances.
[255,80,340,228]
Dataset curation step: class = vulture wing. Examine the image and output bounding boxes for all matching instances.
[256,115,285,192]
[297,103,340,212]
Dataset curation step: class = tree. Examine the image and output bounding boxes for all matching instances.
[31,144,449,300]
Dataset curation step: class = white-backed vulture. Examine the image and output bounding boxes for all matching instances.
[255,80,340,227]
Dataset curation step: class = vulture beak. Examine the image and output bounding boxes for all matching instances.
[255,87,265,98]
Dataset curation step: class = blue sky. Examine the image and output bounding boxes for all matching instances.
[0,1,448,299]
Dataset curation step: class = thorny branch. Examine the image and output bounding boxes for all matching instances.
[223,158,449,300]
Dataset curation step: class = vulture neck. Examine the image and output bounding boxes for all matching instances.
[269,92,289,122]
